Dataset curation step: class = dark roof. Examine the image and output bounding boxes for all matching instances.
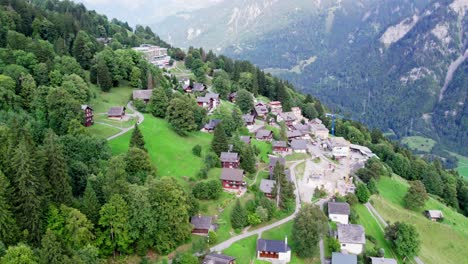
[328,202,350,215]
[256,239,290,253]
[259,179,276,194]
[240,136,251,144]
[256,129,272,139]
[310,123,329,131]
[220,152,239,162]
[332,252,357,264]
[337,224,365,244]
[197,96,211,103]
[273,141,287,148]
[242,114,255,123]
[290,139,308,150]
[190,216,212,230]
[206,93,219,100]
[202,253,235,264]
[193,83,205,91]
[204,119,221,130]
[133,89,153,100]
[269,157,286,167]
[229,92,237,98]
[220,168,244,182]
[279,112,296,121]
[293,123,310,132]
[107,106,125,116]
[287,130,303,138]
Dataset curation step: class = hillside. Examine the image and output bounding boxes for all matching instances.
[155,0,467,157]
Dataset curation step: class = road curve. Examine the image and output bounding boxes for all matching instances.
[106,101,144,141]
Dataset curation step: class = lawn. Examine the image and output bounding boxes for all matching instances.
[222,235,259,263]
[252,140,272,163]
[372,176,468,264]
[109,116,212,180]
[446,151,468,179]
[94,114,137,129]
[216,192,255,242]
[89,83,134,114]
[285,153,310,161]
[294,161,306,180]
[353,204,401,262]
[86,123,121,139]
[401,136,436,153]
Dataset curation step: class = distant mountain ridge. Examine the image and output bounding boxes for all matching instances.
[154,0,467,155]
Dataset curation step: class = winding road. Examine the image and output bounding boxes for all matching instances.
[210,160,328,258]
[105,101,144,141]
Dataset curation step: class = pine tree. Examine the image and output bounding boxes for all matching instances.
[230,199,247,229]
[148,88,169,118]
[40,130,73,205]
[96,58,112,92]
[211,123,228,156]
[72,31,94,69]
[240,145,256,174]
[81,179,101,224]
[39,230,71,264]
[12,140,43,243]
[130,124,146,151]
[0,170,18,245]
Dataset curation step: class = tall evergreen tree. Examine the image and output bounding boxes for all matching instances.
[240,145,256,174]
[40,130,73,205]
[129,124,146,152]
[0,171,18,245]
[147,88,169,118]
[72,31,94,69]
[39,230,71,264]
[81,179,101,225]
[12,140,43,244]
[96,59,112,92]
[211,123,228,156]
[98,194,132,257]
[230,199,247,229]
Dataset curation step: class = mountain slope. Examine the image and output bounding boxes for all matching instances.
[155,0,467,155]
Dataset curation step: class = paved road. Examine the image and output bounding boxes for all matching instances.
[211,160,328,253]
[106,101,144,141]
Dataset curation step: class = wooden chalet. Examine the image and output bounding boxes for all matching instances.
[260,179,276,198]
[287,130,303,141]
[220,152,240,169]
[107,106,126,120]
[269,157,286,176]
[243,114,255,126]
[272,141,289,153]
[425,210,443,221]
[204,119,221,132]
[81,105,93,127]
[254,102,269,118]
[132,89,153,103]
[240,136,252,145]
[229,92,237,103]
[220,168,245,190]
[190,216,215,235]
[269,101,283,115]
[277,112,297,126]
[256,238,291,262]
[256,129,273,141]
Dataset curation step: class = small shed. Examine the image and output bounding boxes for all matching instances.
[107,106,126,120]
[425,210,443,221]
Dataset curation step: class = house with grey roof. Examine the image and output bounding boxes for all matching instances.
[220,168,245,190]
[310,123,329,139]
[240,136,251,144]
[220,152,240,169]
[273,141,289,153]
[260,179,276,198]
[370,257,397,264]
[256,129,273,141]
[269,157,286,176]
[425,210,444,221]
[254,102,269,118]
[290,139,308,153]
[204,119,221,132]
[337,224,365,254]
[277,112,297,126]
[332,252,357,264]
[190,216,216,235]
[243,114,255,126]
[202,253,236,264]
[256,238,291,262]
[193,82,206,92]
[107,106,126,120]
[328,202,351,224]
[287,130,303,140]
[132,89,153,103]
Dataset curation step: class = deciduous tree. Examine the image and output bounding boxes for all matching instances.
[236,89,254,114]
[292,204,328,258]
[385,222,420,260]
[404,180,428,210]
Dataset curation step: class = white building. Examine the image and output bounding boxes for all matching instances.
[330,137,350,158]
[310,123,329,139]
[337,224,365,255]
[328,202,350,224]
[132,44,170,67]
[256,238,291,263]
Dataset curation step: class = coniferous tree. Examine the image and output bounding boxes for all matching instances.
[96,59,112,92]
[129,124,146,152]
[240,145,256,174]
[40,130,73,205]
[12,140,43,244]
[148,88,169,118]
[231,199,247,229]
[39,230,71,264]
[0,171,18,245]
[211,123,228,156]
[72,31,94,69]
[81,179,101,225]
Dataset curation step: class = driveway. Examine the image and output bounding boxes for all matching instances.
[106,101,144,141]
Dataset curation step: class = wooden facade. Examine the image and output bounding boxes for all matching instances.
[81,105,93,127]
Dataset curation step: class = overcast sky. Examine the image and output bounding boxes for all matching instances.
[77,0,223,25]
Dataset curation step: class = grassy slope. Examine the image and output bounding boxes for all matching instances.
[372,176,468,264]
[354,204,401,262]
[86,123,121,138]
[223,235,259,263]
[447,151,468,179]
[90,84,134,114]
[401,136,436,153]
[109,116,212,180]
[252,140,272,163]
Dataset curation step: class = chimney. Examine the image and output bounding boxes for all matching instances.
[285,236,288,251]
[228,144,233,152]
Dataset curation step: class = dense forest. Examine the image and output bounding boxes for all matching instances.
[0,0,466,263]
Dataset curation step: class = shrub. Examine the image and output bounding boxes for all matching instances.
[192,144,202,157]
